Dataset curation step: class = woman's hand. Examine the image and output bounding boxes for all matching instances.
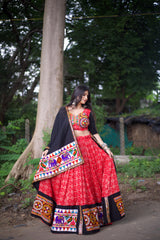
[93,134,114,158]
[42,149,49,157]
[103,146,113,158]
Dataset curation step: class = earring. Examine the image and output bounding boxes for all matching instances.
[72,99,76,108]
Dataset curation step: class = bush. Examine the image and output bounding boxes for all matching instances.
[0,137,28,189]
[110,145,160,156]
[117,156,160,178]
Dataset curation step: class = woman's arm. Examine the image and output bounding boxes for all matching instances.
[88,111,113,158]
[93,133,113,158]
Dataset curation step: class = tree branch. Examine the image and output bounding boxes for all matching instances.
[23,75,40,105]
[0,183,21,192]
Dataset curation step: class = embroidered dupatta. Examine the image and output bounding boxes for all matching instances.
[33,107,84,184]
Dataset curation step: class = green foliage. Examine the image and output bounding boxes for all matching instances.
[0,154,20,162]
[19,176,37,207]
[125,146,144,156]
[65,0,160,113]
[0,191,5,196]
[0,162,15,180]
[117,157,160,178]
[131,104,160,117]
[63,89,74,106]
[19,172,36,193]
[110,147,120,155]
[0,128,11,147]
[10,138,28,154]
[91,94,107,132]
[128,179,139,191]
[21,197,33,208]
[125,145,160,156]
[0,124,28,189]
[118,175,147,191]
[5,100,37,137]
[25,158,40,169]
[24,129,52,172]
[0,177,18,194]
[0,0,43,125]
[0,118,29,147]
[110,145,160,156]
[139,185,147,191]
[144,148,160,156]
[121,104,160,117]
[6,118,25,131]
[0,128,50,194]
[42,129,51,150]
[0,138,28,164]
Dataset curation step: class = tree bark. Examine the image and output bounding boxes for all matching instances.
[116,91,136,114]
[6,0,66,181]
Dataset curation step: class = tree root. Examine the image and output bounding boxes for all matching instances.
[0,183,21,192]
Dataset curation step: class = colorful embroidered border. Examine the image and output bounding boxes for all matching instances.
[82,206,101,232]
[114,195,125,217]
[51,206,103,234]
[31,193,125,234]
[51,208,78,233]
[33,141,84,182]
[31,194,54,225]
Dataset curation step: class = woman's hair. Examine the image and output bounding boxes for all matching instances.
[67,85,92,109]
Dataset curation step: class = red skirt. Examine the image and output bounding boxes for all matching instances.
[31,135,125,234]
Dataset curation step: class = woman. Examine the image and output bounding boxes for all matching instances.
[31,85,125,235]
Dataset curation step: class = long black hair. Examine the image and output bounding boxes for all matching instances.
[67,85,92,110]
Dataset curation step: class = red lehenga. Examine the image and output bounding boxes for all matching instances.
[31,107,125,234]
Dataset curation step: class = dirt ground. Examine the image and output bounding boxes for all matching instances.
[0,174,160,240]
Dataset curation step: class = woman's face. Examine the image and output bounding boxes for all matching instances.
[80,91,89,105]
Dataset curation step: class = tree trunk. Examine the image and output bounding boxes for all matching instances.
[6,0,66,181]
[115,97,127,114]
[116,90,136,114]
